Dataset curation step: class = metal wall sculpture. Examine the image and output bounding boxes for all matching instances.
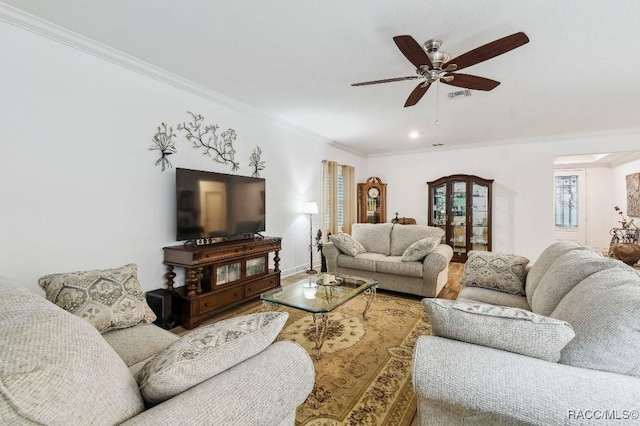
[150,122,177,171]
[177,111,239,171]
[249,146,265,177]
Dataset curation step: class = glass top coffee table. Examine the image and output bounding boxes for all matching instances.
[260,274,378,359]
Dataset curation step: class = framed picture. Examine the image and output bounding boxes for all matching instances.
[627,173,640,217]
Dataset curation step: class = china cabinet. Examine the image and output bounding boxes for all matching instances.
[358,176,387,223]
[427,174,493,262]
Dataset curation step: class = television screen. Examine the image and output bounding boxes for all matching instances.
[175,168,265,241]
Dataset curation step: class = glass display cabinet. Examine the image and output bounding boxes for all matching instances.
[427,174,493,262]
[358,176,387,223]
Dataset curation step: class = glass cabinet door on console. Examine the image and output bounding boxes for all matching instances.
[427,174,493,262]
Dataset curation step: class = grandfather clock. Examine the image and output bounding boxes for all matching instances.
[358,177,387,223]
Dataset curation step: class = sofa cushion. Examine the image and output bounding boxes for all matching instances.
[102,323,179,366]
[38,263,157,333]
[524,241,593,306]
[401,237,441,262]
[460,251,530,295]
[531,249,619,316]
[423,299,575,362]
[376,256,423,278]
[457,286,531,311]
[329,233,366,256]
[551,267,640,377]
[390,225,444,256]
[337,252,386,272]
[0,280,145,425]
[351,223,394,255]
[137,311,288,404]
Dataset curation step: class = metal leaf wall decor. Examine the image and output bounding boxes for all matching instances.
[177,111,239,171]
[150,122,177,171]
[249,146,266,177]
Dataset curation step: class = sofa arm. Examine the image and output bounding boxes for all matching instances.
[421,244,453,291]
[122,341,314,426]
[322,242,341,272]
[413,336,640,425]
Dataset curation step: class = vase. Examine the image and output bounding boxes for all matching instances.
[611,243,640,266]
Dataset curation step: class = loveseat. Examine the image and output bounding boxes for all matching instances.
[322,223,453,297]
[0,275,314,425]
[413,241,640,425]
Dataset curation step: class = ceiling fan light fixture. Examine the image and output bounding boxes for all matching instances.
[427,51,451,68]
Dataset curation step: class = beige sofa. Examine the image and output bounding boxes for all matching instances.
[0,279,314,425]
[413,242,640,425]
[322,223,453,297]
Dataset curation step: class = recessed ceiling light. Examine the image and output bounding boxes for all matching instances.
[409,131,419,139]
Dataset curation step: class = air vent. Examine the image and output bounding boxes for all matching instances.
[432,143,444,147]
[447,89,471,100]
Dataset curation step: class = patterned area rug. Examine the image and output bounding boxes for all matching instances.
[203,291,431,426]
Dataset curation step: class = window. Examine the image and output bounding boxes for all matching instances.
[555,175,578,228]
[322,161,355,236]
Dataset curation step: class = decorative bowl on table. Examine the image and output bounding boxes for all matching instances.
[316,276,344,286]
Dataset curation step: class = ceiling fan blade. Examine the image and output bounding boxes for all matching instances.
[444,32,529,71]
[393,35,433,69]
[351,76,419,87]
[404,82,431,107]
[442,73,500,91]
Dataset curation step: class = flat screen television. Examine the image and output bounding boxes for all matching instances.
[175,168,265,242]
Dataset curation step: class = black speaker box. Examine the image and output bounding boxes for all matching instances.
[146,289,176,330]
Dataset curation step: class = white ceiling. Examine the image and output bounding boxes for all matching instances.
[3,0,640,156]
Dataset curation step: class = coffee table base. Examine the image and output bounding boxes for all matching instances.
[310,287,376,359]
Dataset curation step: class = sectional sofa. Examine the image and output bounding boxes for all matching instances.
[413,241,640,424]
[0,276,314,425]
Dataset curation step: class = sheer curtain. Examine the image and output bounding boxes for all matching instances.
[322,161,356,238]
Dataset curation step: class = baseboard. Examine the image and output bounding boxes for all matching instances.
[281,262,322,278]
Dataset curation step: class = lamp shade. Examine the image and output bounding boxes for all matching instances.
[303,201,319,215]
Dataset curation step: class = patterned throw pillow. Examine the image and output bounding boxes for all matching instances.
[38,264,156,333]
[423,299,575,362]
[401,237,441,262]
[136,311,288,404]
[329,233,366,256]
[460,251,530,295]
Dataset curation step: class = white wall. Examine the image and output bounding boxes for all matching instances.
[3,18,639,295]
[583,167,615,251]
[0,20,365,294]
[365,134,640,261]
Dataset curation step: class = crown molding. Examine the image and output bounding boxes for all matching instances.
[0,3,352,153]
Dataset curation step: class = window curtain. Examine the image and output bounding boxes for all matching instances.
[322,161,356,238]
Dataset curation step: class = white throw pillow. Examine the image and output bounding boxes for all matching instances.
[136,311,288,404]
[38,264,157,333]
[329,233,366,256]
[423,299,575,362]
[401,237,440,262]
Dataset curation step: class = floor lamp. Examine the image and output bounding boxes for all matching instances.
[303,202,319,274]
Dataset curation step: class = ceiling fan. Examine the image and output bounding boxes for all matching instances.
[351,32,529,107]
